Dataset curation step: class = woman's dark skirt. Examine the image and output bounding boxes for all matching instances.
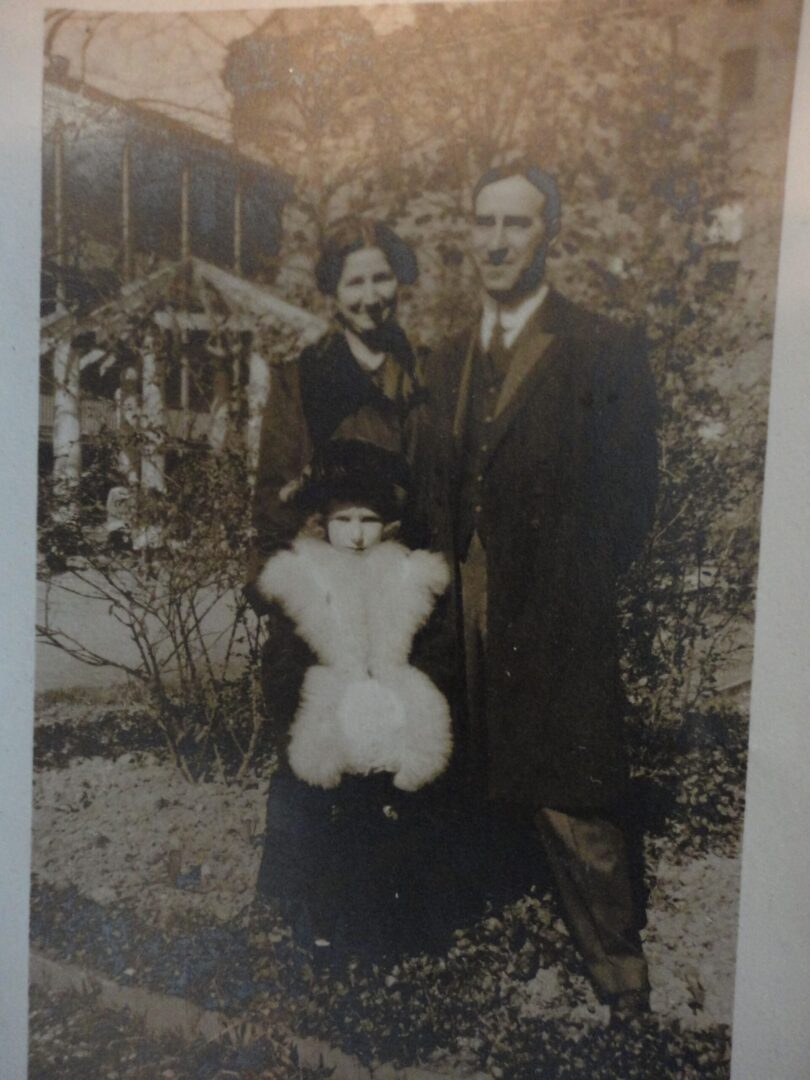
[257,766,549,965]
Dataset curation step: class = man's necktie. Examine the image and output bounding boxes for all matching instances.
[487,316,509,383]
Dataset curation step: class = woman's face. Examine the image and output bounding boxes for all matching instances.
[335,247,399,338]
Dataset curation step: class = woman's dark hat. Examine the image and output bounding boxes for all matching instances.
[282,439,410,522]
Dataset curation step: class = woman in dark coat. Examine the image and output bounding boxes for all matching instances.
[248,216,427,577]
[249,222,468,961]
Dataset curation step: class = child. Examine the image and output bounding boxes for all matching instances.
[255,440,463,960]
[258,443,453,794]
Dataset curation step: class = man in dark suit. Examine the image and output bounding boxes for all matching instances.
[420,162,658,1019]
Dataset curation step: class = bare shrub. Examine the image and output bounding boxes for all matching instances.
[38,429,269,781]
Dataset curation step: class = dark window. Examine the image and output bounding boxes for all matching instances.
[165,352,182,410]
[186,331,214,413]
[164,332,183,410]
[40,354,54,396]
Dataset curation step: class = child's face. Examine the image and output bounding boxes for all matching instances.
[326,502,384,552]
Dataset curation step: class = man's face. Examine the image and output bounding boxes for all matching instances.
[471,175,549,303]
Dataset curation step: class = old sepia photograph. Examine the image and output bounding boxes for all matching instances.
[27,1,803,1076]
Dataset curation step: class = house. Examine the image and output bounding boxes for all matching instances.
[39,59,326,502]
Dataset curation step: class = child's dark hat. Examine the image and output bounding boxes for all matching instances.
[283,439,409,522]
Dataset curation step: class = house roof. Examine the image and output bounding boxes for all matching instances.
[42,69,292,289]
[41,257,327,366]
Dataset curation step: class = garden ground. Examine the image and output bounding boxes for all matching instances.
[29,685,747,1079]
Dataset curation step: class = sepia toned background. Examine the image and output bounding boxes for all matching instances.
[33,0,798,723]
[2,1,810,1078]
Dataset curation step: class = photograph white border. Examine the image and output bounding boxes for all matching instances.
[2,2,809,1077]
[731,1,810,1074]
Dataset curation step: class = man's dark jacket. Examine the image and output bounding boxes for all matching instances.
[415,288,658,815]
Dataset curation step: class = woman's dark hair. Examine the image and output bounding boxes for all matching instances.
[288,439,410,523]
[314,217,419,296]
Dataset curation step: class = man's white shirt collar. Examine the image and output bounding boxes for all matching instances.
[480,283,549,351]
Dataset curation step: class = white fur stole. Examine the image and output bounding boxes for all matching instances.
[257,539,452,790]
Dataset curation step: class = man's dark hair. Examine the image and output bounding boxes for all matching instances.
[473,161,562,240]
[314,217,419,296]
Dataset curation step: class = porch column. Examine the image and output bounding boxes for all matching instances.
[53,119,66,308]
[208,340,231,454]
[121,139,133,283]
[246,349,270,480]
[52,338,81,492]
[233,181,243,276]
[180,163,191,262]
[140,332,166,492]
[116,362,140,484]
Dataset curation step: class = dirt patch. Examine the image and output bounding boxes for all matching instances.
[33,755,268,927]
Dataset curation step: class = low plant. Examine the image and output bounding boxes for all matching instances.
[37,430,270,782]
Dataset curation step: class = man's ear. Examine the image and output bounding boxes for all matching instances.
[382,520,401,541]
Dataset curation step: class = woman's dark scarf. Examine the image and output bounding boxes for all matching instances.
[299,323,425,449]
